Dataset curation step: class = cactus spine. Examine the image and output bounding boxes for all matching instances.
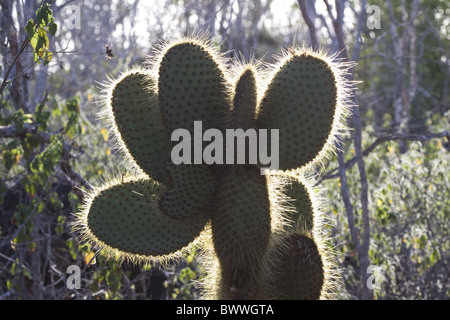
[74,36,352,299]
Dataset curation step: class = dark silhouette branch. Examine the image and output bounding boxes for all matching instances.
[297,0,318,49]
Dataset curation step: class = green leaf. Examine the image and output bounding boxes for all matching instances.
[55,216,65,234]
[31,29,50,64]
[430,248,441,265]
[36,4,53,28]
[29,32,39,50]
[37,48,44,59]
[66,238,78,261]
[23,133,40,158]
[179,267,196,284]
[13,109,25,132]
[37,28,50,48]
[106,269,122,292]
[29,138,63,179]
[45,50,53,63]
[6,280,12,291]
[30,32,42,51]
[48,22,57,37]
[23,113,33,124]
[35,103,50,130]
[2,149,21,172]
[36,201,46,214]
[66,97,80,114]
[39,29,50,50]
[10,262,18,276]
[23,179,37,198]
[25,19,35,38]
[33,51,39,63]
[37,27,47,38]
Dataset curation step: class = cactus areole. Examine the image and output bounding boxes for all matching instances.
[73,36,354,300]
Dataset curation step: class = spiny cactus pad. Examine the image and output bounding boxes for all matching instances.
[232,67,258,130]
[74,36,352,300]
[268,233,325,300]
[108,70,170,183]
[158,41,231,133]
[82,176,209,258]
[256,52,340,171]
[284,176,316,233]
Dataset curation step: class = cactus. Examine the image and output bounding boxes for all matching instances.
[73,36,352,299]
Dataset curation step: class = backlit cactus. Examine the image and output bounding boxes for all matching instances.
[73,36,352,299]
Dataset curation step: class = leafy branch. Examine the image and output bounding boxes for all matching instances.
[25,3,58,66]
[0,96,92,192]
[0,1,57,95]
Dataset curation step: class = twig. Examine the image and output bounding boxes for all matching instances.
[2,59,40,89]
[0,24,29,96]
[318,131,450,184]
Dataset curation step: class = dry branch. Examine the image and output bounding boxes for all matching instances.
[318,130,450,183]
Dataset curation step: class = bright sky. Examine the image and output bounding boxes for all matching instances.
[133,0,330,45]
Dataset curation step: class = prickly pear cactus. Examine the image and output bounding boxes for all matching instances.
[73,36,352,300]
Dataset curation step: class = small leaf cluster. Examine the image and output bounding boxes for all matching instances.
[25,3,58,66]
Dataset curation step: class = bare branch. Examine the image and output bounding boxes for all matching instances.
[0,0,30,111]
[319,131,450,183]
[323,0,337,23]
[351,0,367,61]
[0,123,48,140]
[297,0,318,49]
[336,138,361,253]
[324,0,372,299]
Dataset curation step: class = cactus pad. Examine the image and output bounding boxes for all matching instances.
[269,233,325,300]
[83,176,209,258]
[107,70,171,183]
[257,52,339,171]
[158,41,230,133]
[284,176,315,233]
[232,67,258,130]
